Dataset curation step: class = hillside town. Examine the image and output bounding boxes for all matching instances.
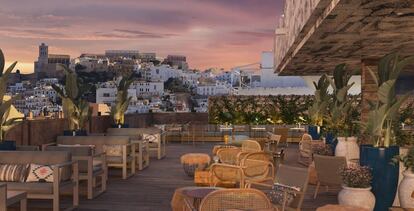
[7,43,329,118]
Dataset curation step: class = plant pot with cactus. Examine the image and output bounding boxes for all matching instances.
[0,49,23,150]
[52,65,92,136]
[359,52,414,211]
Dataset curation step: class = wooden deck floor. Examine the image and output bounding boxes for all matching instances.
[16,143,338,211]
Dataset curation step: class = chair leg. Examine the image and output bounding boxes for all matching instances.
[74,182,79,206]
[20,198,27,211]
[313,182,320,199]
[87,176,93,199]
[53,194,59,211]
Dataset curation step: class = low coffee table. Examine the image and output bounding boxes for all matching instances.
[4,191,27,211]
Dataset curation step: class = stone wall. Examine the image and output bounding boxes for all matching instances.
[5,112,208,146]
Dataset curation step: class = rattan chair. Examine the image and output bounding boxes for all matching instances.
[237,140,263,163]
[298,133,313,166]
[247,164,309,211]
[216,147,242,165]
[190,189,275,211]
[313,154,347,199]
[210,152,274,188]
[241,152,275,188]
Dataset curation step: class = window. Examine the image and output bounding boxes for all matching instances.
[103,93,110,97]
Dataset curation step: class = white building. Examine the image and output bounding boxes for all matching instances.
[143,65,181,82]
[33,86,58,102]
[70,57,109,72]
[36,78,59,87]
[8,83,26,94]
[196,81,231,96]
[180,71,201,88]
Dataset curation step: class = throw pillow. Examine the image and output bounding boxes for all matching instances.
[143,133,159,143]
[267,183,301,207]
[26,164,54,183]
[0,164,30,182]
[103,145,123,156]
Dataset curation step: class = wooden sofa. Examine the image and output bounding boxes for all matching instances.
[107,127,165,160]
[0,151,79,211]
[52,136,136,180]
[44,145,107,199]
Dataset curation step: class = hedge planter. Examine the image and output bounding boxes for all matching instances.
[308,125,321,140]
[399,170,414,208]
[360,145,399,211]
[338,186,375,211]
[335,137,359,161]
[63,130,88,136]
[0,140,16,151]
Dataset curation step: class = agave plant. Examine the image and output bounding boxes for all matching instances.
[324,64,357,136]
[308,74,330,126]
[52,65,92,131]
[362,52,414,147]
[110,74,134,126]
[0,49,22,141]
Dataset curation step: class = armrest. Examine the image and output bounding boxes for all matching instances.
[17,145,40,151]
[52,160,78,169]
[41,142,57,151]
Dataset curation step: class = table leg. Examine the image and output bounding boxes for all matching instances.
[20,198,27,211]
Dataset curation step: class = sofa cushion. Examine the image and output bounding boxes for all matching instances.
[26,164,54,183]
[0,164,30,182]
[103,145,123,156]
[6,182,54,194]
[0,151,72,182]
[56,136,130,154]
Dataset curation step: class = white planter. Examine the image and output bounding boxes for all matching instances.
[399,170,414,208]
[338,186,375,211]
[394,147,409,206]
[335,137,360,161]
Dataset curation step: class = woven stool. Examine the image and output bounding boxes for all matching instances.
[180,153,211,177]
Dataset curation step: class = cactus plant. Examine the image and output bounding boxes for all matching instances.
[52,65,92,132]
[110,74,133,126]
[0,49,22,141]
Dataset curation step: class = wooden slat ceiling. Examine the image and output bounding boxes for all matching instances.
[277,0,414,75]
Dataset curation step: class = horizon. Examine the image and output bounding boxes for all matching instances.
[0,0,284,73]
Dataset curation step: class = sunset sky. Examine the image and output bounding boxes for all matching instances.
[0,0,284,73]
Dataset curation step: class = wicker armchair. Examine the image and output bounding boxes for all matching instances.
[210,152,274,188]
[298,133,313,166]
[185,188,274,211]
[313,154,347,199]
[247,164,309,211]
[216,147,242,165]
[237,140,263,163]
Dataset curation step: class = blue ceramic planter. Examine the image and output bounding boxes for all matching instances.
[325,132,337,150]
[0,140,16,151]
[111,124,129,128]
[360,145,399,211]
[308,125,321,140]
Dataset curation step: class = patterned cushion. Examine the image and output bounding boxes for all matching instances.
[103,145,123,156]
[267,183,300,206]
[143,133,160,144]
[0,164,30,182]
[26,164,54,183]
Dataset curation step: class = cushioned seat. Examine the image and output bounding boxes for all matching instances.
[106,156,134,164]
[4,180,73,194]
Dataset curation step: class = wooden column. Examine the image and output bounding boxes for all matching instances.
[361,59,379,122]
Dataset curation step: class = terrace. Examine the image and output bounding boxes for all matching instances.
[1,0,414,211]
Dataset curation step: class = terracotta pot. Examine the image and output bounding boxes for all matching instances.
[338,186,375,211]
[399,170,414,208]
[335,137,359,161]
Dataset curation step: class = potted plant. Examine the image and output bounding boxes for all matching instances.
[52,65,92,136]
[338,165,375,211]
[359,52,414,211]
[308,74,330,140]
[392,147,414,208]
[0,49,22,150]
[110,74,134,128]
[324,64,359,161]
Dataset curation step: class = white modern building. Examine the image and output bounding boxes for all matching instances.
[196,81,231,96]
[142,65,181,82]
